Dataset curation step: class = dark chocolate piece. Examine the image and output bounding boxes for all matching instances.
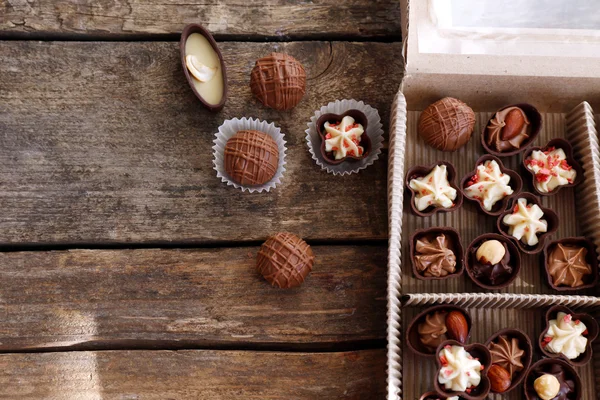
[224,130,279,186]
[418,97,475,152]
[524,359,581,400]
[470,241,512,286]
[485,328,533,394]
[466,234,521,290]
[256,232,314,289]
[250,53,306,111]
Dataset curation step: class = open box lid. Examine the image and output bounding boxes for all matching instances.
[400,0,600,111]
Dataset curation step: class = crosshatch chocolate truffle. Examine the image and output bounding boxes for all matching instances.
[250,53,306,111]
[224,130,279,186]
[256,232,315,288]
[418,97,475,152]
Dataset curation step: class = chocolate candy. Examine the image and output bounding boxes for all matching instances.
[547,244,592,288]
[250,53,306,111]
[471,240,513,286]
[256,232,314,288]
[418,97,475,152]
[224,130,279,186]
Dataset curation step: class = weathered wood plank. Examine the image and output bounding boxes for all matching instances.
[0,0,401,39]
[0,245,386,350]
[0,349,386,399]
[0,41,402,245]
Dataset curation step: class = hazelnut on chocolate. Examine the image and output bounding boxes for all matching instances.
[534,374,561,400]
[476,240,505,265]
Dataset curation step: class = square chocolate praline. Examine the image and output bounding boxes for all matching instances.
[410,227,464,281]
[543,237,599,292]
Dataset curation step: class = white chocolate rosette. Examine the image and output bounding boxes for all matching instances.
[464,159,514,212]
[437,345,483,392]
[306,99,384,175]
[502,198,548,246]
[525,147,577,194]
[410,165,457,212]
[542,312,588,360]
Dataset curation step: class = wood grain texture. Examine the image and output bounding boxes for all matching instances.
[0,245,386,350]
[0,0,401,39]
[0,41,402,245]
[0,349,386,399]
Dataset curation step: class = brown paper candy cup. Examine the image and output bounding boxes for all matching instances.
[481,103,542,157]
[484,328,533,394]
[405,161,463,217]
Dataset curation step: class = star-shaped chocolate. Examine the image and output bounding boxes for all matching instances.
[489,335,525,377]
[548,244,592,288]
[414,234,457,278]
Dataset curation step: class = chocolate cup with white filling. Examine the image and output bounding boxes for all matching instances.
[496,192,559,255]
[466,233,521,290]
[409,227,464,281]
[180,23,228,112]
[538,305,599,367]
[405,161,463,217]
[316,109,370,165]
[484,328,533,394]
[460,154,522,216]
[433,340,492,400]
[482,103,542,157]
[524,358,582,400]
[522,138,584,197]
[542,237,599,292]
[405,304,472,358]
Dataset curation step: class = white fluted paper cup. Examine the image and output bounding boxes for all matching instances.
[305,99,384,175]
[213,117,287,193]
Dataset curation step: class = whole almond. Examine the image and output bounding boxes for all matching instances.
[501,108,526,141]
[445,311,469,343]
[488,364,512,393]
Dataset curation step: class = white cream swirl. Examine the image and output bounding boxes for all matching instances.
[544,311,588,360]
[502,198,547,246]
[525,147,577,193]
[410,165,457,212]
[324,116,364,160]
[464,160,513,211]
[438,345,482,392]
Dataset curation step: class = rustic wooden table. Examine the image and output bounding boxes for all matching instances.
[0,1,403,398]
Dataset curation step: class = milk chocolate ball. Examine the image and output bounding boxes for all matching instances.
[418,97,475,152]
[250,53,306,111]
[257,232,314,288]
[224,130,279,186]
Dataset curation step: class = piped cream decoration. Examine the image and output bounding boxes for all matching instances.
[410,165,457,211]
[438,345,482,392]
[464,160,513,211]
[544,311,588,360]
[324,116,365,160]
[186,55,217,82]
[502,198,547,246]
[525,147,577,193]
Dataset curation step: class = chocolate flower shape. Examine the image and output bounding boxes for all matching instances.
[405,161,463,217]
[410,227,464,281]
[522,138,584,196]
[485,328,533,394]
[434,340,492,400]
[465,233,521,290]
[461,155,522,216]
[481,103,542,157]
[539,305,599,367]
[406,304,472,358]
[543,237,599,291]
[497,193,559,255]
[316,109,370,165]
[524,358,582,400]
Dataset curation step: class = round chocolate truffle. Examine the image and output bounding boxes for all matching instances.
[418,97,475,152]
[257,232,314,288]
[224,130,279,186]
[250,53,306,111]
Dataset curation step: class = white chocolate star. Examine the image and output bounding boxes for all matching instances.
[525,147,577,193]
[409,165,457,212]
[544,312,588,360]
[324,116,365,160]
[502,198,547,246]
[464,160,513,211]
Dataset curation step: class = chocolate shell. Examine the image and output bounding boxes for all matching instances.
[419,391,454,400]
[538,305,599,367]
[466,233,521,290]
[256,232,315,289]
[409,227,464,281]
[418,97,475,152]
[250,53,306,111]
[405,161,463,217]
[316,109,371,165]
[524,358,582,400]
[406,304,472,358]
[482,103,541,157]
[224,130,280,186]
[460,155,522,216]
[485,328,533,394]
[522,138,584,197]
[434,340,492,400]
[497,192,559,255]
[180,23,228,112]
[543,237,599,291]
